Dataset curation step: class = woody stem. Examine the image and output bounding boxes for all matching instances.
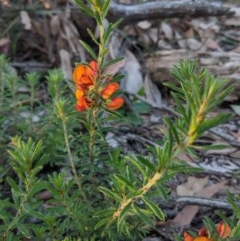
[88,107,98,185]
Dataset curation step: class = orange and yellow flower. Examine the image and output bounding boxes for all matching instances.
[73,61,124,111]
[107,97,125,111]
[184,232,212,241]
[216,222,231,239]
[184,222,231,241]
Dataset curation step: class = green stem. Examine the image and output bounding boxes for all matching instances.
[88,107,99,186]
[113,133,192,220]
[113,171,163,219]
[0,74,4,112]
[29,84,35,133]
[61,117,87,202]
[3,175,32,239]
[97,14,105,69]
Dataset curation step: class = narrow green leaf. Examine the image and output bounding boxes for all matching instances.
[6,232,14,241]
[137,156,156,172]
[103,56,124,69]
[126,165,133,183]
[193,143,230,151]
[103,19,122,44]
[111,18,122,31]
[216,85,235,105]
[118,201,132,229]
[80,40,97,60]
[103,24,114,45]
[164,82,184,95]
[198,113,231,135]
[142,196,165,220]
[94,209,115,218]
[98,186,122,202]
[17,223,31,238]
[155,183,168,200]
[75,0,94,17]
[87,28,99,45]
[0,209,12,221]
[126,189,144,199]
[7,177,20,193]
[31,139,43,162]
[113,174,136,191]
[125,156,147,177]
[0,200,15,209]
[164,118,180,144]
[132,204,155,227]
[108,74,124,83]
[102,0,111,17]
[117,216,125,234]
[94,10,102,25]
[95,216,114,230]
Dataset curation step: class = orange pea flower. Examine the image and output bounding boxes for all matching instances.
[216,222,231,238]
[73,61,98,90]
[184,232,212,241]
[75,96,91,112]
[73,61,124,111]
[101,83,119,99]
[107,97,124,110]
[184,222,230,241]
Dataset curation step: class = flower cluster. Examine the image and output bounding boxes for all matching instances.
[73,61,124,112]
[184,222,231,241]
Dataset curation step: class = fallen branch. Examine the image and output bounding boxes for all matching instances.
[109,0,234,24]
[154,196,236,211]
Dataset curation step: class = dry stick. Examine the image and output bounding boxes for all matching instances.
[127,133,161,148]
[210,127,240,148]
[154,196,237,211]
[3,1,232,27]
[109,0,233,24]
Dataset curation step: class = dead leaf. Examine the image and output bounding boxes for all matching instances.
[161,22,173,40]
[50,15,60,36]
[122,50,143,94]
[109,34,123,59]
[103,59,125,76]
[59,49,72,80]
[138,20,152,30]
[178,152,194,163]
[137,28,152,46]
[175,31,187,49]
[173,181,227,226]
[144,73,162,106]
[177,177,209,196]
[20,11,32,30]
[205,38,221,50]
[186,38,202,50]
[158,40,172,50]
[231,105,240,116]
[183,28,194,38]
[0,37,10,54]
[149,28,158,43]
[205,146,237,155]
[32,20,45,38]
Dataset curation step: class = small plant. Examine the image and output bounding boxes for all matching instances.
[0,0,238,240]
[184,221,231,241]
